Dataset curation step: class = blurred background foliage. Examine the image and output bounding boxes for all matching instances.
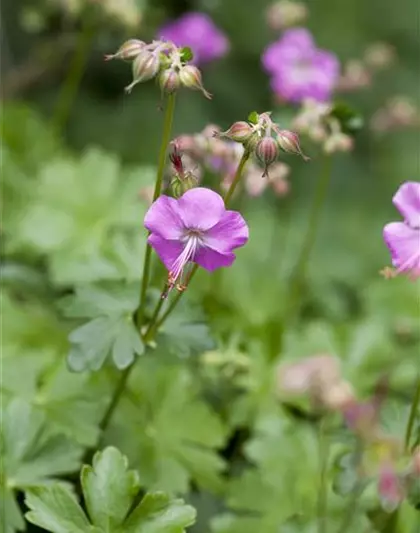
[1,0,420,532]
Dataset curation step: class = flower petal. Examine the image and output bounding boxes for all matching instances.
[178,187,225,230]
[383,222,420,275]
[144,195,184,239]
[393,181,420,228]
[203,210,249,253]
[194,247,235,272]
[148,234,183,271]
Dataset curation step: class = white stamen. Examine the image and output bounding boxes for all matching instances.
[169,232,203,286]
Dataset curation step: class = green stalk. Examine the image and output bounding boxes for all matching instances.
[404,377,420,451]
[94,95,176,442]
[51,24,94,135]
[317,418,329,533]
[143,150,251,341]
[135,93,177,328]
[287,156,332,318]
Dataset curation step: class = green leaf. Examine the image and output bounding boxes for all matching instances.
[157,302,215,358]
[213,417,367,532]
[329,101,364,134]
[81,447,140,529]
[25,447,196,533]
[63,282,144,371]
[25,486,91,533]
[1,399,82,532]
[125,492,196,533]
[14,148,153,284]
[247,111,259,124]
[107,358,227,494]
[180,46,194,62]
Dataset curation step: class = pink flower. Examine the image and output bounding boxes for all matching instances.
[144,188,248,293]
[383,182,420,279]
[159,12,229,65]
[262,28,339,102]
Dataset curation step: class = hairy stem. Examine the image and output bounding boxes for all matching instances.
[404,377,420,451]
[135,93,177,329]
[287,156,332,318]
[51,25,94,134]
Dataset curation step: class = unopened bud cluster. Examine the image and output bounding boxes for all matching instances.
[337,41,396,93]
[265,0,308,30]
[171,124,291,198]
[105,39,211,98]
[370,95,420,133]
[293,99,354,154]
[216,111,309,177]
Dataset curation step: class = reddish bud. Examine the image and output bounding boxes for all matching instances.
[378,464,405,512]
[179,65,212,99]
[218,121,254,143]
[159,68,180,94]
[255,136,279,176]
[277,130,310,161]
[105,39,145,61]
[125,51,160,93]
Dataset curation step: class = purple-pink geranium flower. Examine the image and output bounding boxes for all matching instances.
[159,12,229,65]
[383,181,420,279]
[262,28,340,102]
[144,187,248,292]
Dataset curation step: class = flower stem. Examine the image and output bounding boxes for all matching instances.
[51,24,94,135]
[404,377,420,451]
[317,418,329,533]
[135,93,177,329]
[224,151,250,205]
[287,155,332,318]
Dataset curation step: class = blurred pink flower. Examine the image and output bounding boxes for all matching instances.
[262,28,339,102]
[383,181,420,279]
[159,12,229,64]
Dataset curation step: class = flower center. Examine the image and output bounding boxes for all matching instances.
[165,230,204,296]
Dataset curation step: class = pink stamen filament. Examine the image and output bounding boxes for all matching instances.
[166,233,202,296]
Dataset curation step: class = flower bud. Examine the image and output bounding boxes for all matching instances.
[179,65,212,99]
[218,121,254,143]
[171,172,198,198]
[125,51,160,93]
[266,0,308,31]
[378,463,405,512]
[323,132,354,154]
[105,39,146,61]
[255,136,279,176]
[277,130,310,161]
[159,68,180,94]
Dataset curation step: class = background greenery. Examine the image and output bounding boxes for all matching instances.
[1,0,419,532]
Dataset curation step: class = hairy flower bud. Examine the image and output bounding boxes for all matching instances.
[125,51,160,93]
[179,65,212,99]
[277,130,310,160]
[159,68,180,94]
[218,121,254,143]
[171,173,198,198]
[255,136,280,176]
[105,39,146,61]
